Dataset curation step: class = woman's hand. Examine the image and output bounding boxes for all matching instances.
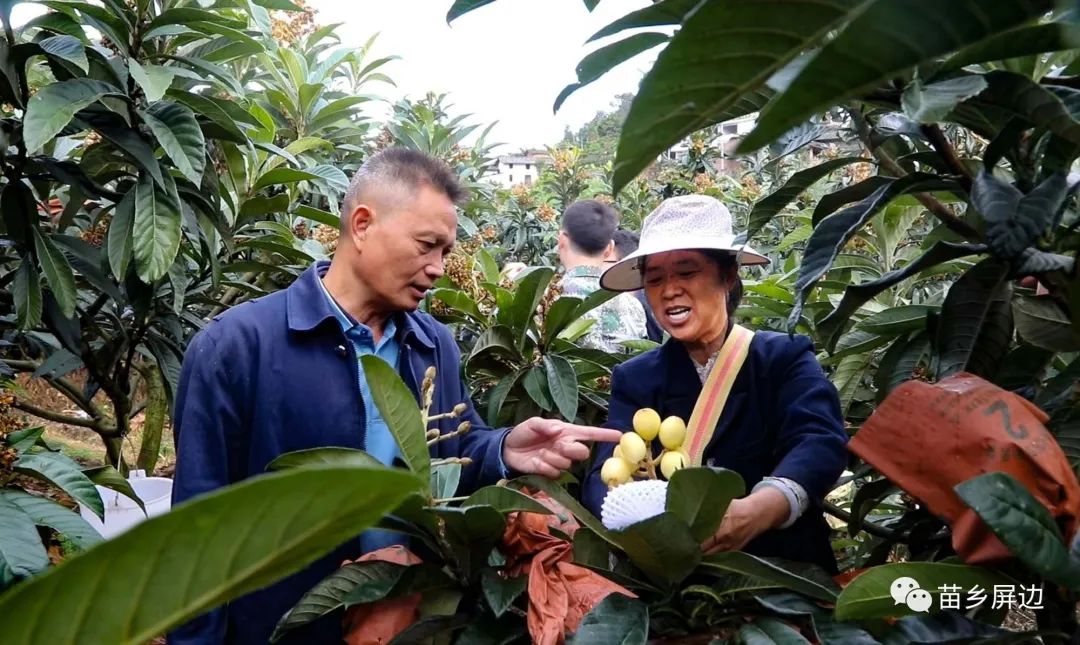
[701,486,790,555]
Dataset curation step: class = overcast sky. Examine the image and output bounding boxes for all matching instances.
[308,0,658,152]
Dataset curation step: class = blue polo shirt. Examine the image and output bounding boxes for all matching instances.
[315,273,401,466]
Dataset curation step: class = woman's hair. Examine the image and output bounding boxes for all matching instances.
[638,249,743,317]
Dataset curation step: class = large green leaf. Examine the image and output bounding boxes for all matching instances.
[739,618,811,645]
[506,267,554,338]
[32,227,77,318]
[957,472,1080,590]
[941,20,1080,73]
[789,174,959,330]
[568,593,647,645]
[969,71,1080,146]
[665,467,745,542]
[266,447,382,471]
[166,89,246,144]
[587,0,701,42]
[615,512,700,588]
[253,167,322,190]
[14,451,103,521]
[700,552,837,603]
[902,76,988,124]
[128,59,174,103]
[481,568,528,619]
[555,33,669,112]
[855,305,937,336]
[132,171,182,283]
[834,561,1014,620]
[446,0,496,23]
[38,35,87,73]
[612,0,860,191]
[23,78,119,153]
[0,490,102,551]
[0,494,49,579]
[741,0,1053,152]
[0,466,421,645]
[140,101,205,184]
[1013,294,1080,352]
[832,352,872,416]
[936,260,1013,379]
[875,332,930,399]
[812,176,892,225]
[429,505,504,580]
[13,259,42,330]
[817,242,984,351]
[431,462,461,499]
[82,466,144,514]
[361,355,430,483]
[463,485,553,516]
[746,157,868,242]
[972,170,1068,259]
[543,354,579,422]
[272,561,411,641]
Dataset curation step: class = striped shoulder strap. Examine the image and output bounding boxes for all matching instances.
[684,324,754,467]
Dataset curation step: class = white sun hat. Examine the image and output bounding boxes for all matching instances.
[599,194,769,292]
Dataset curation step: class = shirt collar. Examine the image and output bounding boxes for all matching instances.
[315,270,398,342]
[564,265,603,279]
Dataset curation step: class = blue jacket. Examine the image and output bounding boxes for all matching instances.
[582,331,848,571]
[169,263,509,645]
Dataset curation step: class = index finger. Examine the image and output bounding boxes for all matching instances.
[560,424,624,443]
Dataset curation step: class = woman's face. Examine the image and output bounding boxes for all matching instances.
[643,250,731,347]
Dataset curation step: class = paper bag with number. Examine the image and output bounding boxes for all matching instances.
[849,372,1080,564]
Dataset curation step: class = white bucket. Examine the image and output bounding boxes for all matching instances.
[78,472,173,539]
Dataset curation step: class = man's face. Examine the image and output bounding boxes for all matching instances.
[354,184,457,312]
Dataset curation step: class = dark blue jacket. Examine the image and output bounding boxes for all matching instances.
[582,331,848,571]
[169,262,509,645]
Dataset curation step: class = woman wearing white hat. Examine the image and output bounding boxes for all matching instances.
[581,194,848,571]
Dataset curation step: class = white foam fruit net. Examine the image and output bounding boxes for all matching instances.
[601,479,669,531]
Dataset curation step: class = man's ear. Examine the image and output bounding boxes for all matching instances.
[556,230,567,252]
[349,203,375,245]
[602,240,616,261]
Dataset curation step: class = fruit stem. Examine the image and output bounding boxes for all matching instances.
[644,447,657,480]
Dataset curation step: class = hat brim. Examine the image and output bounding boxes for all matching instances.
[599,235,769,292]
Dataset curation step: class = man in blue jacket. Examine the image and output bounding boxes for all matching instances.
[169,148,620,644]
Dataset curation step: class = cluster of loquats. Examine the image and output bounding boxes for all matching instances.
[601,407,689,488]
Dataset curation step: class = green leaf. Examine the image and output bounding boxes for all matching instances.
[429,505,504,580]
[253,167,322,190]
[942,21,1080,73]
[166,89,246,144]
[741,0,1053,152]
[361,355,430,483]
[294,204,339,229]
[432,288,483,321]
[612,0,860,191]
[902,76,988,124]
[789,174,959,330]
[133,171,182,283]
[13,259,42,330]
[481,568,528,618]
[739,618,811,645]
[77,106,165,188]
[127,59,173,103]
[0,490,102,551]
[272,561,410,641]
[834,561,1014,620]
[970,71,1080,146]
[0,466,422,645]
[665,467,745,542]
[82,465,145,514]
[107,186,135,280]
[936,260,1013,379]
[266,447,381,471]
[1013,295,1080,352]
[876,332,930,399]
[543,296,586,345]
[832,352,872,416]
[38,35,87,73]
[812,176,892,226]
[137,367,166,473]
[507,476,618,548]
[469,326,518,364]
[615,512,700,588]
[463,486,553,516]
[507,267,554,338]
[141,101,205,184]
[555,33,669,112]
[485,369,523,426]
[587,0,700,42]
[253,0,302,9]
[23,79,119,153]
[522,366,554,412]
[568,593,647,645]
[746,157,869,242]
[701,552,838,603]
[973,170,1067,259]
[14,452,103,521]
[958,471,1080,589]
[0,494,49,578]
[431,462,461,499]
[817,242,984,351]
[8,427,45,455]
[31,227,77,319]
[855,305,936,336]
[543,354,579,422]
[446,0,495,23]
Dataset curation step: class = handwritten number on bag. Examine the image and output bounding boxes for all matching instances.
[985,400,1028,440]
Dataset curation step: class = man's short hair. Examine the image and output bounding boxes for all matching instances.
[561,200,618,257]
[343,148,465,218]
[612,229,639,260]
